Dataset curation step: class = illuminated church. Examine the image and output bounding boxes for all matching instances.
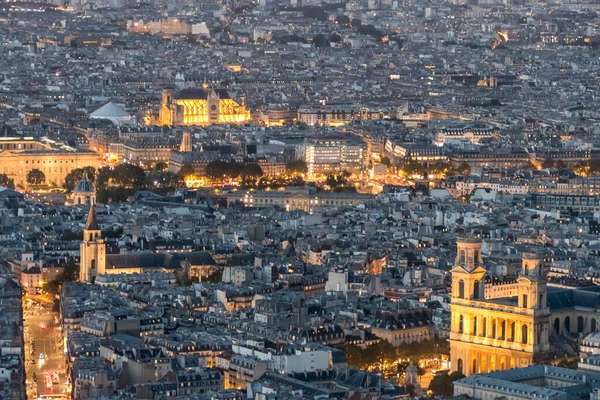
[450,237,600,377]
[147,87,250,126]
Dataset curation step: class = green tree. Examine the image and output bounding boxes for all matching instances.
[146,171,183,188]
[312,33,330,48]
[178,163,196,178]
[45,259,79,311]
[555,160,567,169]
[243,163,263,179]
[335,15,350,26]
[96,186,136,203]
[205,269,223,283]
[0,173,15,189]
[154,161,167,171]
[450,371,466,381]
[589,159,600,174]
[64,166,96,192]
[542,158,555,169]
[457,162,471,175]
[27,169,45,185]
[325,173,348,189]
[329,33,342,43]
[285,160,308,175]
[344,344,366,369]
[302,5,328,21]
[380,157,392,167]
[429,372,454,397]
[351,18,362,28]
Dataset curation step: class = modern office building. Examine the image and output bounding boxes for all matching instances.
[297,136,366,179]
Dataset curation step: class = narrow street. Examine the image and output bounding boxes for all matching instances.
[23,296,70,400]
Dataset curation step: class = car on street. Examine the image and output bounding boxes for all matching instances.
[39,353,44,360]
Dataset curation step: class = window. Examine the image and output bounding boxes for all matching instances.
[458,280,465,299]
[521,324,528,344]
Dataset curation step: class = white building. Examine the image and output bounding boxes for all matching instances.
[581,332,600,355]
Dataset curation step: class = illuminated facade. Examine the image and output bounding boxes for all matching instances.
[151,88,250,126]
[297,137,366,180]
[0,137,100,187]
[449,238,550,376]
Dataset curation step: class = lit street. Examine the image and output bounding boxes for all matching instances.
[23,297,69,400]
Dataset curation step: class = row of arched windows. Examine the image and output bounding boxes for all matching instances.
[457,315,529,344]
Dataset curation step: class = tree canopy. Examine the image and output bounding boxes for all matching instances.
[301,6,328,21]
[429,371,465,397]
[27,169,45,185]
[313,33,330,48]
[63,166,97,192]
[325,171,350,189]
[335,15,350,26]
[98,164,146,188]
[285,160,308,175]
[0,173,15,189]
[178,164,196,178]
[343,340,397,370]
[205,160,263,184]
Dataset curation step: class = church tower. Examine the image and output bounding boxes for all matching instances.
[79,206,106,283]
[450,239,550,376]
[517,252,550,352]
[451,237,486,301]
[180,130,192,152]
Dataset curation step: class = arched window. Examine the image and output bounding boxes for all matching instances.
[554,318,560,334]
[459,315,464,333]
[509,322,515,342]
[458,280,465,299]
[482,317,487,337]
[491,319,496,338]
[578,316,585,333]
[460,250,465,265]
[521,324,528,344]
[91,259,96,270]
[457,359,463,374]
[474,250,479,265]
[472,359,477,374]
[592,319,597,332]
[524,264,529,275]
[473,316,478,335]
[564,316,571,333]
[473,280,480,300]
[500,320,506,339]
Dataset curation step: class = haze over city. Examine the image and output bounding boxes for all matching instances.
[0,0,600,399]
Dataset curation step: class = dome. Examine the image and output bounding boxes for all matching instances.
[74,178,95,193]
[405,363,418,374]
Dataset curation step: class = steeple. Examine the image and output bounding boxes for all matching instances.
[80,205,105,283]
[85,205,99,231]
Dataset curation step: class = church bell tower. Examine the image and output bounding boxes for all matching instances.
[79,206,106,283]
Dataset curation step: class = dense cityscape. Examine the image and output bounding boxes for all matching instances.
[1,0,600,399]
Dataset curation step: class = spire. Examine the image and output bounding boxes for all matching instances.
[85,205,99,231]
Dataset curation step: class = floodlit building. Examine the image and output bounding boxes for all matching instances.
[297,136,366,179]
[449,238,550,376]
[148,88,250,126]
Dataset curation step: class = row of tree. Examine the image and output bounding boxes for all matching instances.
[342,338,449,371]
